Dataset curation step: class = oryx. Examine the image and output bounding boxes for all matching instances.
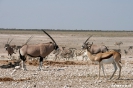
[82,35,108,54]
[19,30,59,70]
[4,38,16,59]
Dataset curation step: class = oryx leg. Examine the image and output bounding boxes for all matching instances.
[21,56,27,71]
[110,61,117,79]
[9,54,12,59]
[38,57,43,71]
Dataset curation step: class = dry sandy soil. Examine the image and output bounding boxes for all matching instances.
[0,30,133,88]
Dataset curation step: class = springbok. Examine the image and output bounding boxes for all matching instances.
[128,46,133,54]
[19,30,59,70]
[82,36,122,80]
[114,41,123,49]
[124,49,128,58]
[83,35,108,54]
[128,46,133,50]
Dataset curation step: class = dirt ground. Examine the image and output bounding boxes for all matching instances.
[0,30,133,88]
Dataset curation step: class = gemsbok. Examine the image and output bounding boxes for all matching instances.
[4,38,16,59]
[83,35,108,54]
[5,38,22,53]
[82,36,122,80]
[19,30,59,70]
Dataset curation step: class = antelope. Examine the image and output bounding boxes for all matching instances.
[4,38,16,59]
[10,45,22,52]
[53,47,76,61]
[5,46,15,59]
[19,30,59,70]
[75,49,88,61]
[114,41,123,49]
[112,49,121,53]
[14,45,22,51]
[5,38,22,53]
[83,35,108,54]
[124,49,128,58]
[128,46,133,50]
[128,46,133,54]
[82,36,122,80]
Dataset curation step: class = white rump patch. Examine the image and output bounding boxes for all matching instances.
[100,56,114,64]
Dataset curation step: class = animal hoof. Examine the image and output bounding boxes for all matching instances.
[21,68,27,71]
[38,68,43,71]
[116,78,120,80]
[37,69,41,71]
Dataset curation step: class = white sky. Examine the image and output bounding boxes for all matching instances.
[0,0,133,30]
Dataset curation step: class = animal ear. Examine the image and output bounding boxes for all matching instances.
[86,42,90,44]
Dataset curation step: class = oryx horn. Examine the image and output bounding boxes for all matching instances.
[42,30,57,45]
[8,38,14,44]
[25,35,34,45]
[7,38,9,44]
[84,35,93,43]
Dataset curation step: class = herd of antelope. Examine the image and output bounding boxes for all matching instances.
[2,30,133,80]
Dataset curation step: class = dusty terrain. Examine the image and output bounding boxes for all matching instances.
[0,30,133,88]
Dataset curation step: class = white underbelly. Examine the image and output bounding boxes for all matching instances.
[100,56,114,64]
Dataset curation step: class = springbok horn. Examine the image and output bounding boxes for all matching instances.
[8,38,14,44]
[42,30,57,45]
[84,35,93,43]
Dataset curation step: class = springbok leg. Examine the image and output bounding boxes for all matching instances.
[101,64,106,79]
[110,62,117,79]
